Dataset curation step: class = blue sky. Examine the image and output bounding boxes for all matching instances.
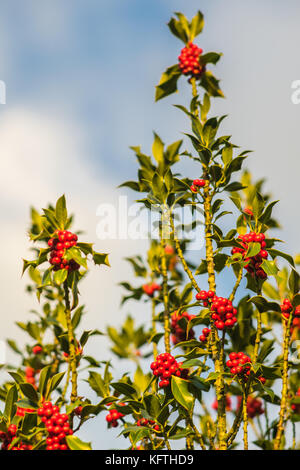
[0,0,299,449]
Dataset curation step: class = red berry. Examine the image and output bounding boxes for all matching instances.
[229,352,238,360]
[32,345,43,354]
[8,424,17,436]
[193,179,206,187]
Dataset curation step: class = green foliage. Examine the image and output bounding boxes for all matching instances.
[1,8,299,453]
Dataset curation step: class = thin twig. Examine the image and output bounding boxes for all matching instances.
[63,282,78,405]
[274,314,293,450]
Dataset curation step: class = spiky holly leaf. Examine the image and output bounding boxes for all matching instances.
[155,64,181,102]
[92,252,110,267]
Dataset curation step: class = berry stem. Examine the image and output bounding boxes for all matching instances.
[253,311,262,363]
[163,430,171,450]
[185,411,206,450]
[50,338,60,375]
[242,385,249,450]
[160,214,171,354]
[227,318,264,445]
[203,182,216,292]
[151,293,158,360]
[190,77,199,117]
[170,215,201,293]
[227,403,243,446]
[185,427,194,450]
[61,363,71,401]
[203,180,227,449]
[229,266,243,303]
[274,313,293,450]
[63,281,78,406]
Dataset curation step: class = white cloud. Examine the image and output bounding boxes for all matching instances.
[0,107,148,355]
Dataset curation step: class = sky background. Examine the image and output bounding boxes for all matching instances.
[0,0,299,449]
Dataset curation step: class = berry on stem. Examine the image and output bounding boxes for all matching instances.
[171,311,195,345]
[150,353,189,388]
[48,231,79,274]
[231,232,268,280]
[178,42,205,78]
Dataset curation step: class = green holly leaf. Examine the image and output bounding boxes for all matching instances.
[53,269,68,286]
[152,133,164,164]
[55,195,68,229]
[47,372,66,396]
[92,252,110,267]
[143,394,161,418]
[200,71,224,98]
[249,296,280,313]
[289,268,300,295]
[65,247,87,268]
[111,382,137,397]
[261,260,278,276]
[168,15,189,43]
[171,376,194,411]
[38,366,52,396]
[19,383,39,403]
[200,52,222,66]
[16,399,39,410]
[155,65,181,102]
[189,11,204,39]
[66,435,92,450]
[4,385,18,420]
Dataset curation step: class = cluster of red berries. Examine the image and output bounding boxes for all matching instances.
[0,425,32,451]
[150,353,189,388]
[16,406,35,417]
[210,296,237,330]
[226,352,266,384]
[105,406,125,428]
[178,42,205,77]
[142,283,161,297]
[195,291,237,331]
[171,311,195,345]
[195,289,215,305]
[237,395,264,419]
[190,178,206,193]
[280,299,300,320]
[280,300,300,335]
[231,232,268,280]
[25,366,38,388]
[291,388,300,413]
[212,395,232,412]
[0,425,33,450]
[48,230,80,272]
[9,442,33,451]
[37,402,72,450]
[243,207,254,218]
[136,418,160,432]
[199,327,211,343]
